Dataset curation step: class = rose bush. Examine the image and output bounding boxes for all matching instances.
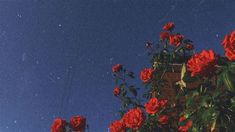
[51,23,235,132]
[110,23,235,132]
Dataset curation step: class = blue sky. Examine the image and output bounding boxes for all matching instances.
[0,0,235,131]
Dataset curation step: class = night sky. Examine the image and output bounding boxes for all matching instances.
[0,0,235,132]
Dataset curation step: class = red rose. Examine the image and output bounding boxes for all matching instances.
[122,107,145,130]
[222,30,235,61]
[158,115,169,125]
[179,116,186,122]
[51,118,66,132]
[184,44,194,50]
[159,99,168,108]
[187,50,217,77]
[113,87,121,96]
[112,64,123,72]
[222,31,235,48]
[163,22,175,31]
[140,68,154,83]
[160,32,170,40]
[169,34,184,47]
[70,116,86,132]
[225,49,235,61]
[178,120,193,132]
[109,120,126,132]
[144,98,159,115]
[178,126,189,132]
[186,120,193,128]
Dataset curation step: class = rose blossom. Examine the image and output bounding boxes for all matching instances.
[186,120,193,128]
[169,34,184,47]
[109,120,126,132]
[178,120,193,132]
[178,126,189,132]
[144,98,159,115]
[158,115,169,125]
[222,30,235,61]
[160,32,170,40]
[140,68,154,83]
[122,107,145,130]
[51,118,66,132]
[113,87,121,96]
[163,22,175,31]
[187,50,217,77]
[70,116,86,132]
[179,116,186,122]
[159,99,168,108]
[112,64,123,72]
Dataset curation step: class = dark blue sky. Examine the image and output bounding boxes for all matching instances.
[0,0,234,131]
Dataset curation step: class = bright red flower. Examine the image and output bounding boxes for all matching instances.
[184,44,194,50]
[109,120,126,132]
[122,107,145,130]
[222,30,235,61]
[112,64,123,72]
[158,115,169,125]
[140,68,154,83]
[51,118,66,132]
[113,87,121,96]
[225,49,235,61]
[144,98,159,115]
[186,120,193,128]
[159,99,168,108]
[163,22,175,31]
[178,126,189,132]
[178,120,193,132]
[179,116,186,122]
[160,32,170,40]
[70,116,86,132]
[222,31,235,48]
[169,34,184,47]
[187,50,217,77]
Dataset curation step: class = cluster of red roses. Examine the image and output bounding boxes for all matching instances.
[51,116,86,132]
[109,97,169,131]
[187,30,235,78]
[110,22,235,132]
[111,62,193,132]
[50,22,235,132]
[160,22,193,49]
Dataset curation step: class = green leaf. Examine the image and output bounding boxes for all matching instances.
[217,74,224,88]
[192,127,199,132]
[129,86,138,96]
[127,72,135,79]
[186,97,193,107]
[115,78,119,84]
[229,62,235,74]
[223,71,235,93]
